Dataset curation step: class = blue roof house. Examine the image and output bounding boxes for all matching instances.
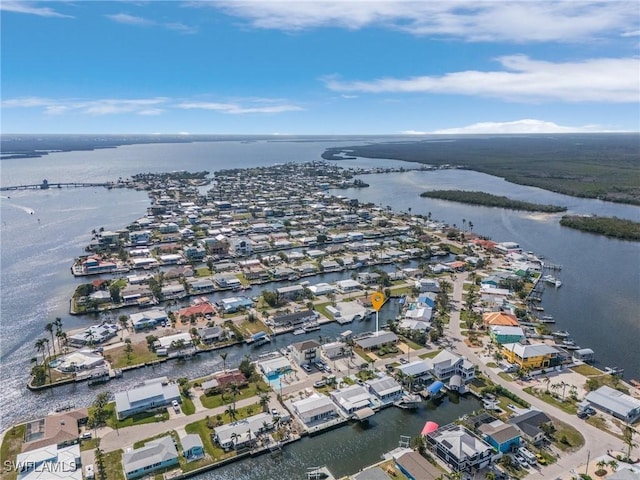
[181,434,204,461]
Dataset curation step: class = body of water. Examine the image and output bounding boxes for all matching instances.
[1,135,638,478]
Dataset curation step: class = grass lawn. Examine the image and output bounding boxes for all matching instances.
[352,346,374,363]
[194,267,211,277]
[185,419,236,465]
[107,341,158,368]
[486,362,498,368]
[103,450,125,480]
[200,381,269,409]
[523,387,577,415]
[79,438,99,452]
[181,395,196,415]
[379,460,409,480]
[419,349,442,359]
[105,403,170,429]
[235,274,250,286]
[399,337,423,351]
[314,302,333,321]
[237,318,269,336]
[551,419,585,451]
[388,285,413,296]
[571,364,603,376]
[498,372,515,382]
[586,415,608,432]
[1,424,25,480]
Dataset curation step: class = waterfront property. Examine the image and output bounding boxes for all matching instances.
[355,331,399,351]
[122,436,179,479]
[489,325,525,345]
[258,355,292,376]
[584,385,640,423]
[366,375,403,406]
[291,339,322,366]
[501,343,565,370]
[272,310,317,328]
[180,433,204,461]
[330,384,373,416]
[213,412,274,451]
[292,393,338,425]
[129,309,167,331]
[22,408,88,453]
[114,377,181,420]
[394,450,442,480]
[425,423,494,473]
[425,349,476,390]
[56,350,105,373]
[15,443,82,480]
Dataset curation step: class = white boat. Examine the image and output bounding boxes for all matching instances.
[542,275,562,288]
[394,394,421,409]
[292,329,305,335]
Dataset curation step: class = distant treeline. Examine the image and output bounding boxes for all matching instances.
[559,215,640,241]
[419,190,567,213]
[322,134,640,205]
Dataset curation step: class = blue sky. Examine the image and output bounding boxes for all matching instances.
[1,1,639,134]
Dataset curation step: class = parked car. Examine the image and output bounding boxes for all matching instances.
[271,408,279,416]
[514,454,530,469]
[171,399,180,413]
[399,357,409,364]
[302,363,312,373]
[313,380,326,388]
[84,464,95,479]
[80,432,92,440]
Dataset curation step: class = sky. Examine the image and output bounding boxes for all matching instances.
[1,0,639,134]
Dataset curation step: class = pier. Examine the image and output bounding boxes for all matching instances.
[0,179,113,192]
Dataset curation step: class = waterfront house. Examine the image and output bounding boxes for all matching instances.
[57,350,105,373]
[156,332,193,351]
[291,339,322,366]
[478,421,521,453]
[272,310,317,328]
[276,284,304,301]
[175,302,216,323]
[330,384,373,416]
[187,278,215,294]
[366,375,403,406]
[129,309,167,331]
[16,443,81,480]
[161,283,186,300]
[425,423,493,473]
[394,451,442,480]
[292,393,338,425]
[396,360,431,383]
[355,331,398,351]
[501,343,564,370]
[180,434,204,461]
[336,279,362,293]
[122,436,178,479]
[199,326,224,344]
[218,296,252,313]
[507,410,552,445]
[22,409,88,453]
[213,413,274,451]
[424,350,475,391]
[67,323,117,347]
[322,341,350,360]
[114,377,181,420]
[585,385,640,423]
[258,355,292,376]
[327,301,369,324]
[489,325,525,345]
[572,348,595,363]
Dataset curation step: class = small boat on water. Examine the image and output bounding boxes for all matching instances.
[394,394,421,410]
[542,275,562,288]
[552,330,571,338]
[604,366,624,376]
[292,329,305,335]
[303,323,320,332]
[540,315,555,323]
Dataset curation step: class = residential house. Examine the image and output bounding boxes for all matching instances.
[276,284,304,301]
[425,423,493,473]
[508,410,552,445]
[585,386,640,423]
[258,356,292,376]
[272,310,317,328]
[355,332,398,351]
[16,443,81,480]
[213,413,274,451]
[489,325,525,345]
[501,343,564,370]
[322,341,351,360]
[292,394,338,425]
[336,279,362,293]
[129,309,167,331]
[366,376,403,406]
[180,434,204,461]
[482,312,519,327]
[396,360,432,383]
[218,296,252,313]
[22,409,89,453]
[114,377,181,420]
[394,451,442,480]
[122,436,179,479]
[425,350,475,388]
[478,421,521,453]
[330,384,372,416]
[187,278,215,294]
[198,326,224,344]
[291,340,322,366]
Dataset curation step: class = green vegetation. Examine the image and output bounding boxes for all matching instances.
[523,387,578,415]
[420,190,567,212]
[200,381,269,409]
[570,364,603,376]
[106,341,158,368]
[585,374,629,394]
[323,134,640,205]
[560,215,640,241]
[102,450,125,480]
[185,418,235,465]
[550,419,585,451]
[1,424,25,480]
[80,438,99,452]
[181,395,196,415]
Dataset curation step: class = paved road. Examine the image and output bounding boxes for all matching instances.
[446,272,621,479]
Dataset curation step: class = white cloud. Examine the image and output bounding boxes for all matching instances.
[105,12,198,34]
[0,1,73,18]
[325,55,640,103]
[2,96,301,116]
[211,1,637,43]
[2,97,169,116]
[177,101,303,114]
[427,119,623,134]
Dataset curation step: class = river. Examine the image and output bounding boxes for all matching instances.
[1,135,638,477]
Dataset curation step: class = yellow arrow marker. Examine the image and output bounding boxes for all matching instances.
[370,291,385,311]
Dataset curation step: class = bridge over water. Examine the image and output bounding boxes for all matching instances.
[0,179,113,192]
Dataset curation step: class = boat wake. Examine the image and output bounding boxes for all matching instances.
[2,200,35,215]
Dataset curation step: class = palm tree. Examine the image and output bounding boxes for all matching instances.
[259,392,271,413]
[118,315,129,340]
[230,432,239,449]
[543,376,551,393]
[35,338,46,365]
[220,352,228,373]
[595,459,607,474]
[608,459,619,472]
[622,425,638,461]
[228,382,241,410]
[45,322,56,355]
[225,405,237,422]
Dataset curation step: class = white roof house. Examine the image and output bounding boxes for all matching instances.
[122,436,178,480]
[292,394,338,424]
[258,356,292,376]
[426,349,476,385]
[115,377,181,420]
[214,413,274,450]
[426,424,493,473]
[156,332,193,350]
[335,279,362,293]
[396,360,431,379]
[585,386,640,423]
[330,384,372,414]
[308,283,335,296]
[57,350,105,373]
[129,309,167,330]
[16,443,81,480]
[366,376,402,404]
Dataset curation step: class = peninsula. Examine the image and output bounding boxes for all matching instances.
[419,190,567,213]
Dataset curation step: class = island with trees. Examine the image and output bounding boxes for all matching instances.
[419,190,567,213]
[559,215,640,241]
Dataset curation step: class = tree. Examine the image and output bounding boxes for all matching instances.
[94,443,107,480]
[543,376,551,393]
[109,283,121,303]
[622,425,638,461]
[259,392,271,412]
[225,405,237,422]
[118,315,129,339]
[239,354,255,379]
[220,352,228,373]
[35,338,47,366]
[90,392,111,428]
[124,339,133,364]
[227,382,241,410]
[410,435,426,453]
[595,460,607,475]
[608,459,618,472]
[45,322,56,355]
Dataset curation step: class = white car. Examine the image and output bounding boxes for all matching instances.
[171,400,180,413]
[84,464,95,479]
